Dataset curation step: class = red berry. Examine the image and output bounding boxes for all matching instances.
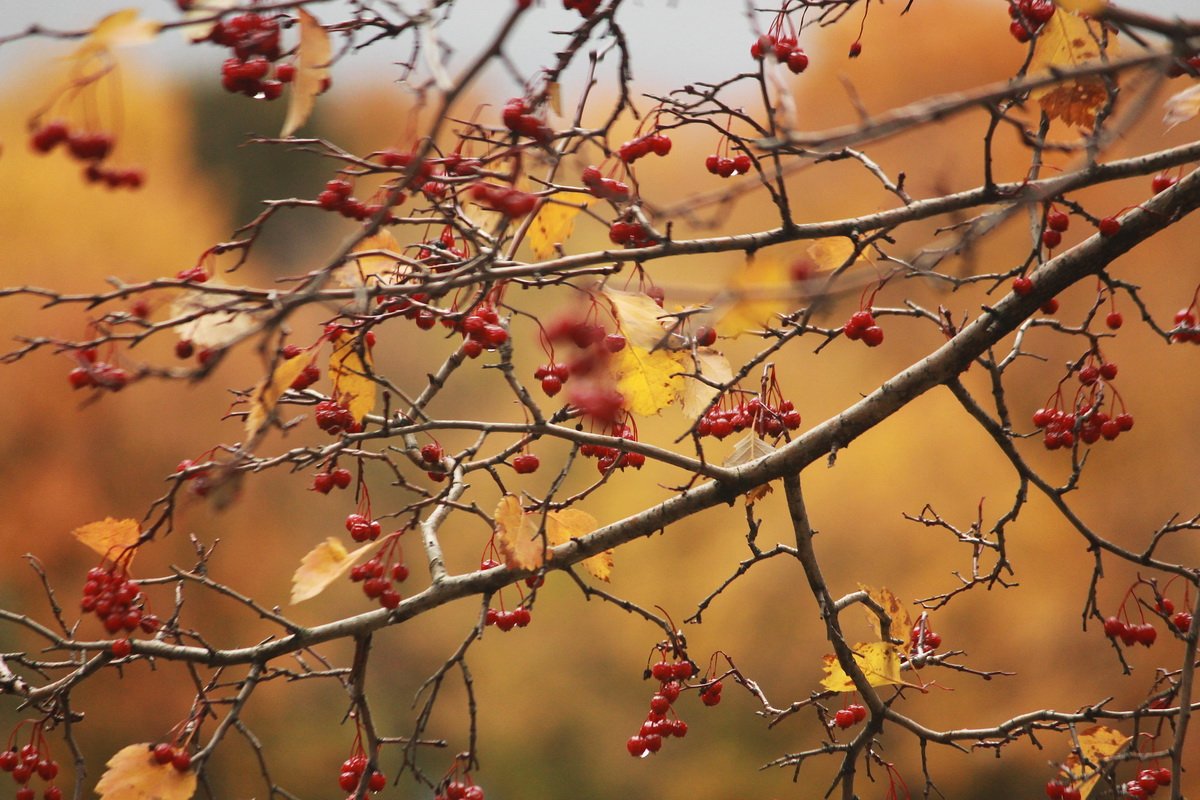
[1151,172,1177,194]
[1047,209,1070,232]
[1098,216,1121,236]
[541,375,563,397]
[861,326,884,347]
[331,467,353,488]
[1042,229,1062,249]
[1013,276,1034,296]
[1172,612,1192,632]
[626,736,647,757]
[1040,298,1059,314]
[110,639,132,658]
[369,771,387,791]
[833,709,856,729]
[695,326,717,347]
[338,771,358,792]
[848,41,862,57]
[0,751,16,772]
[1105,311,1123,329]
[849,703,867,722]
[1135,623,1158,647]
[512,453,540,474]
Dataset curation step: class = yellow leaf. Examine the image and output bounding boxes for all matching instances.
[819,642,906,692]
[171,287,265,349]
[72,517,141,561]
[528,193,591,260]
[281,9,332,137]
[179,0,237,42]
[494,495,546,572]
[680,348,733,420]
[328,332,376,423]
[602,287,673,350]
[1029,10,1112,129]
[723,434,777,504]
[95,743,198,800]
[1060,725,1131,799]
[857,584,914,652]
[244,355,311,437]
[546,81,562,116]
[1054,0,1106,13]
[806,237,857,270]
[548,508,611,581]
[290,537,374,604]
[75,9,160,59]
[609,346,690,417]
[715,256,792,337]
[1164,83,1200,129]
[340,230,402,287]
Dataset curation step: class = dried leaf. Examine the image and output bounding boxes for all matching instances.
[546,81,562,116]
[857,584,914,653]
[72,517,141,561]
[290,537,373,604]
[328,332,376,423]
[528,193,591,261]
[94,743,198,800]
[339,230,402,287]
[281,9,332,137]
[715,255,791,337]
[244,356,311,437]
[819,642,906,692]
[493,495,546,572]
[609,345,690,417]
[1029,10,1112,129]
[723,434,776,468]
[75,9,160,59]
[548,508,611,581]
[680,349,734,420]
[171,287,265,349]
[602,287,673,350]
[1060,725,1131,799]
[1164,83,1200,129]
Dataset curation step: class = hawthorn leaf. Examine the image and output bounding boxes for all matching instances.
[680,348,734,420]
[72,517,141,561]
[493,495,546,572]
[339,230,402,287]
[1054,0,1106,13]
[1164,83,1200,129]
[290,537,373,604]
[807,237,857,271]
[602,287,673,350]
[94,743,198,800]
[75,9,160,60]
[723,434,776,468]
[281,9,332,137]
[244,355,311,437]
[857,584,914,652]
[1029,9,1111,129]
[528,193,591,261]
[610,345,690,417]
[328,332,376,423]
[548,508,611,581]
[1060,725,1131,799]
[171,287,264,349]
[819,642,906,692]
[715,255,791,337]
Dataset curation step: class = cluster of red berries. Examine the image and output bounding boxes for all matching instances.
[608,218,657,247]
[290,362,321,391]
[533,362,572,397]
[699,679,723,706]
[842,309,885,347]
[1042,207,1070,250]
[1121,768,1174,799]
[484,605,531,630]
[312,467,354,493]
[704,153,752,178]
[750,33,810,73]
[0,742,62,800]
[1032,404,1133,449]
[1102,617,1158,647]
[207,13,295,100]
[470,182,538,218]
[315,178,398,222]
[173,458,215,498]
[1008,0,1055,42]
[455,303,508,358]
[30,122,145,190]
[337,753,386,794]
[580,421,646,473]
[696,397,801,440]
[581,166,631,202]
[1043,782,1082,800]
[1011,277,1062,314]
[345,513,383,543]
[150,743,192,773]
[909,619,942,655]
[67,349,131,392]
[617,132,672,164]
[1169,308,1200,344]
[315,400,362,435]
[832,703,868,729]
[501,98,553,144]
[348,556,408,610]
[81,565,157,636]
[562,0,601,16]
[435,779,484,800]
[626,670,691,758]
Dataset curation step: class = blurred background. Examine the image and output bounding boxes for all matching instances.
[0,1,1198,799]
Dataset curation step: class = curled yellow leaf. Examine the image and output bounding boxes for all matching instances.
[95,743,197,800]
[610,345,690,417]
[1060,725,1131,799]
[857,584,914,653]
[494,495,546,572]
[1029,10,1112,129]
[328,332,376,423]
[281,9,332,137]
[290,537,374,604]
[528,193,591,261]
[72,517,141,562]
[601,287,673,350]
[245,355,311,438]
[548,508,610,582]
[819,642,906,692]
